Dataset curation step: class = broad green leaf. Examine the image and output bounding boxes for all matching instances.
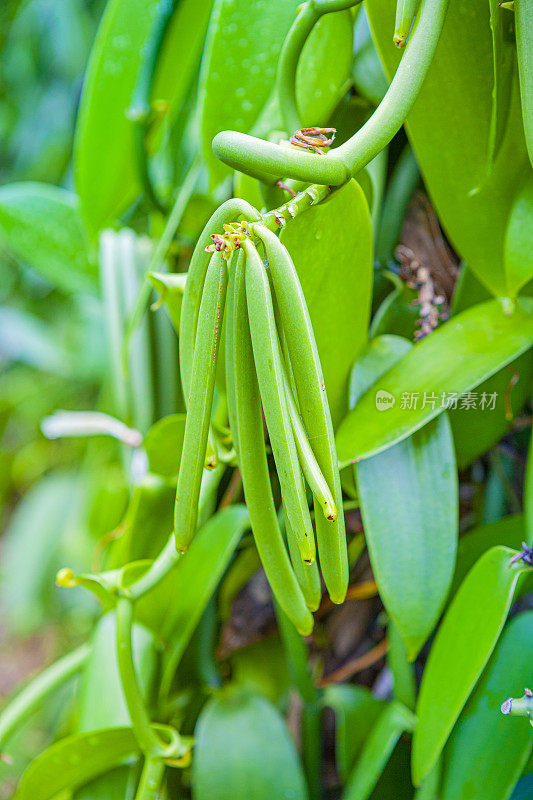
[448,267,533,468]
[282,180,373,427]
[336,298,533,465]
[193,687,309,800]
[505,176,533,298]
[75,0,211,233]
[369,740,415,800]
[230,637,290,704]
[198,0,299,188]
[516,0,533,167]
[149,272,187,335]
[137,505,250,684]
[486,0,515,178]
[296,10,354,127]
[341,333,410,504]
[202,3,353,187]
[369,282,419,341]
[0,307,70,375]
[348,334,412,408]
[275,603,317,705]
[376,144,420,264]
[0,183,93,294]
[526,426,533,543]
[412,546,532,785]
[352,9,388,106]
[441,611,533,800]
[351,335,458,659]
[357,413,457,660]
[112,474,175,564]
[143,413,186,478]
[13,728,139,800]
[450,263,492,316]
[449,351,533,469]
[1,473,85,634]
[449,514,526,599]
[366,0,529,297]
[322,684,383,781]
[343,701,416,800]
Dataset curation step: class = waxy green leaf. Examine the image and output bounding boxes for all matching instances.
[357,413,457,660]
[75,0,159,232]
[516,0,533,168]
[449,351,533,469]
[505,175,533,298]
[13,728,139,800]
[336,298,533,464]
[352,9,389,106]
[352,336,457,659]
[136,505,250,688]
[193,687,309,800]
[412,546,531,785]
[486,0,515,178]
[143,413,186,478]
[296,10,354,127]
[441,611,533,800]
[449,514,526,599]
[201,2,353,187]
[0,183,93,294]
[282,180,373,427]
[199,0,299,188]
[366,0,529,297]
[75,0,211,233]
[343,701,416,800]
[149,272,187,335]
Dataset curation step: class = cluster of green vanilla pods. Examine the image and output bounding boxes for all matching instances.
[173,198,347,635]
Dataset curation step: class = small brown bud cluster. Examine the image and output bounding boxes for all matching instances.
[289,127,336,155]
[205,221,253,260]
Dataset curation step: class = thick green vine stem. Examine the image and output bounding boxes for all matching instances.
[212,0,449,185]
[115,600,187,766]
[135,755,166,800]
[116,598,167,757]
[261,184,330,231]
[277,0,363,134]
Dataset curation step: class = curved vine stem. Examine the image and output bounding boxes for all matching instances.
[135,755,166,800]
[116,598,164,757]
[277,3,319,134]
[277,0,363,134]
[213,0,449,185]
